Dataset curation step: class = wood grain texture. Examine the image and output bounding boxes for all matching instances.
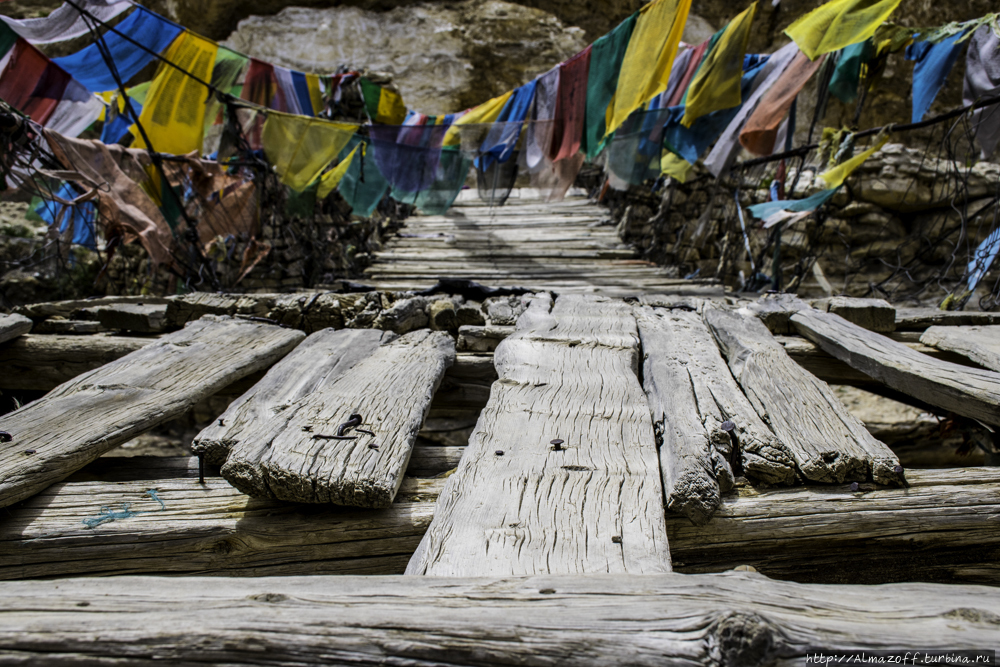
[921,325,1000,372]
[408,293,672,576]
[12,295,170,320]
[94,303,169,333]
[745,292,811,334]
[669,467,1000,585]
[636,307,794,525]
[705,307,903,486]
[0,334,152,391]
[364,194,719,297]
[791,308,1000,428]
[0,473,444,580]
[0,313,31,343]
[896,307,1000,331]
[0,317,304,509]
[222,329,455,507]
[193,328,395,465]
[810,296,896,332]
[5,458,994,584]
[0,572,997,665]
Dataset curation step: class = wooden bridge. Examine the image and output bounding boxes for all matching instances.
[0,193,999,664]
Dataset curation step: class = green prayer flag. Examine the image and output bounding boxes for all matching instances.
[829,39,874,104]
[582,12,637,160]
[0,23,19,60]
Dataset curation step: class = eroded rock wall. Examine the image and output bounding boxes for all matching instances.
[223,1,588,114]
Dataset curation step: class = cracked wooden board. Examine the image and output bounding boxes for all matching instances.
[193,328,396,465]
[407,293,672,576]
[920,325,1000,373]
[0,317,304,509]
[0,313,31,344]
[636,306,794,525]
[0,471,444,580]
[668,467,1000,585]
[222,329,455,507]
[704,307,903,486]
[0,572,997,665]
[791,308,1000,428]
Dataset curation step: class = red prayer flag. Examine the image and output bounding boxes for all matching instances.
[0,39,69,125]
[549,46,591,162]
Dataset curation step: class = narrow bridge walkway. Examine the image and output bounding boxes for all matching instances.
[364,190,721,297]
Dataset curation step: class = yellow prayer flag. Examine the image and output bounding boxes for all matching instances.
[785,0,903,61]
[443,91,513,146]
[660,151,694,183]
[818,133,889,188]
[132,31,218,156]
[306,73,324,116]
[681,2,757,128]
[262,111,357,192]
[607,0,691,136]
[376,87,408,125]
[317,144,362,200]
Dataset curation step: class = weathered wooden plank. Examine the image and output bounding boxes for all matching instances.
[0,573,997,666]
[777,334,978,386]
[669,467,1000,584]
[455,324,514,351]
[636,306,794,524]
[896,307,1000,331]
[94,303,169,333]
[193,328,395,465]
[705,307,904,485]
[744,292,811,334]
[810,296,896,332]
[223,329,455,507]
[9,458,994,584]
[408,293,672,576]
[920,325,1000,372]
[0,317,304,509]
[31,319,104,335]
[0,474,444,580]
[0,334,151,391]
[0,313,31,343]
[12,295,170,320]
[791,308,1000,428]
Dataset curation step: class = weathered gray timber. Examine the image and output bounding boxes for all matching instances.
[810,296,896,332]
[669,467,1000,585]
[745,292,811,334]
[94,303,169,333]
[0,317,303,508]
[920,325,1000,372]
[12,295,170,320]
[455,324,514,352]
[193,328,395,465]
[896,307,1000,330]
[777,335,974,387]
[791,308,1000,428]
[223,329,455,507]
[6,458,993,583]
[0,472,444,580]
[365,194,721,296]
[1,573,997,666]
[0,313,31,343]
[0,334,151,391]
[705,307,904,485]
[635,306,794,524]
[31,319,104,335]
[408,293,672,576]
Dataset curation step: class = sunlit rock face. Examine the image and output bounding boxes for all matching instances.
[222,0,587,114]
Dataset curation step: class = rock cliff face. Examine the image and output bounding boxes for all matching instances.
[223,1,588,114]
